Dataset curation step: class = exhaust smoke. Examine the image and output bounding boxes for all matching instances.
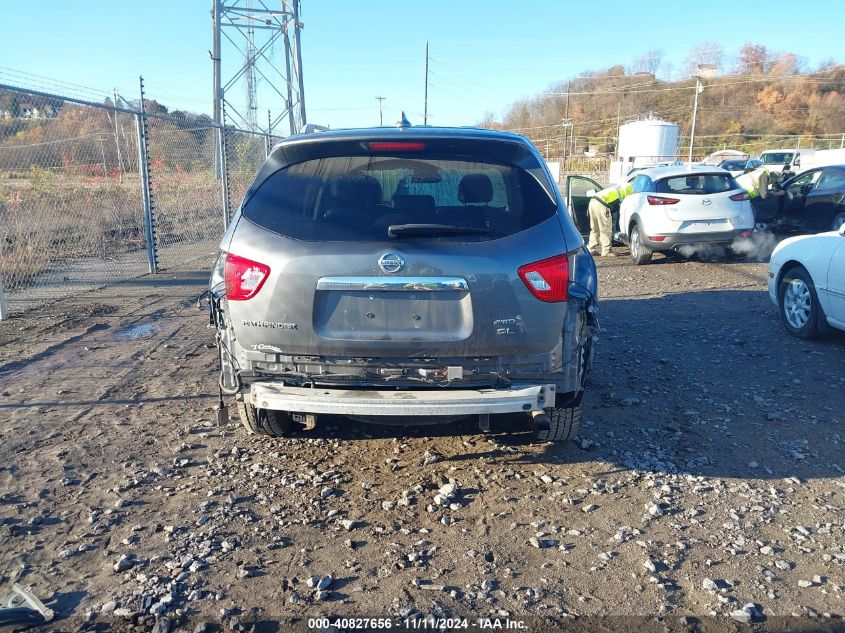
[674,230,780,262]
[677,243,728,260]
[730,230,780,261]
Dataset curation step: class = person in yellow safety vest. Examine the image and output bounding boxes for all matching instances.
[588,181,634,257]
[735,166,776,200]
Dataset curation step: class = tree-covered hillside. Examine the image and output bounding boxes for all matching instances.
[488,44,845,160]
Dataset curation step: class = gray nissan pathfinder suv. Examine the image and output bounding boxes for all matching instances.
[208,125,598,442]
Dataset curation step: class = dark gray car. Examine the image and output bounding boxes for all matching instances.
[208,126,598,442]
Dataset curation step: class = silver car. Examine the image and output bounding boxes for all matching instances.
[208,126,598,442]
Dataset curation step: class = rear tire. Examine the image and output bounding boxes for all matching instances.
[777,266,820,339]
[237,400,295,436]
[534,403,582,443]
[629,224,653,265]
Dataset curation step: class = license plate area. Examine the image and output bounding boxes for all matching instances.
[313,290,473,341]
[678,219,731,233]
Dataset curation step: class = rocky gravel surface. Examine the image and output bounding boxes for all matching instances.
[0,254,844,632]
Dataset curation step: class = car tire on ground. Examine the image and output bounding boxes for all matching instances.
[237,400,295,436]
[629,224,653,265]
[777,266,821,339]
[534,403,582,443]
[831,211,845,232]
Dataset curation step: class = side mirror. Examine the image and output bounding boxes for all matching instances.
[586,189,596,197]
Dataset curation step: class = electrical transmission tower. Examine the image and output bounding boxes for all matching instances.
[244,0,258,130]
[211,0,306,135]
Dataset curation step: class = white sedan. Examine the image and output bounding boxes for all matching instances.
[768,224,845,338]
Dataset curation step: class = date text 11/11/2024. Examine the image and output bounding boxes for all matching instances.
[307,617,529,630]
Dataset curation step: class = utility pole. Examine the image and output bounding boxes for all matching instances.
[375,96,386,126]
[561,118,572,165]
[424,41,429,125]
[688,74,703,163]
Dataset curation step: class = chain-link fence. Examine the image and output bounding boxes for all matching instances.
[225,128,269,222]
[147,122,224,270]
[0,83,279,318]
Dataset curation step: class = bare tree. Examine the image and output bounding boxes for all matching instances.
[628,49,664,76]
[477,111,497,129]
[683,42,725,76]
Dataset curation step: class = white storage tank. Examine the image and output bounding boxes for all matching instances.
[617,118,679,165]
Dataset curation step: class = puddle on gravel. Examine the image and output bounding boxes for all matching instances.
[118,322,157,340]
[107,309,168,344]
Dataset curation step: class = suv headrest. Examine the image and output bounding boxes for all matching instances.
[458,173,493,204]
[392,194,435,214]
[332,174,382,206]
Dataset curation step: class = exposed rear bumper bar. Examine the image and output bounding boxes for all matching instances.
[643,229,749,250]
[249,382,556,416]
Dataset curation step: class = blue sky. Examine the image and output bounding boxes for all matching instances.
[1,0,843,130]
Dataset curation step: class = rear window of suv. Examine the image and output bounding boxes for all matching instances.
[653,173,739,195]
[241,155,557,242]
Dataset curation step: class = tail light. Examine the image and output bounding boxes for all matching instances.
[730,192,750,201]
[740,230,752,238]
[647,195,680,205]
[518,254,569,303]
[224,253,271,301]
[648,235,667,242]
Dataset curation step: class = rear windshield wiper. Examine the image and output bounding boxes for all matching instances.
[388,224,490,238]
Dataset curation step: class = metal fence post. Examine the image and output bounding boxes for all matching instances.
[135,113,158,274]
[218,126,230,230]
[0,273,8,321]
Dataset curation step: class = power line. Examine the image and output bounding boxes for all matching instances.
[0,67,117,101]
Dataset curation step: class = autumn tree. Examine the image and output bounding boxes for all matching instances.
[769,52,805,76]
[736,44,768,74]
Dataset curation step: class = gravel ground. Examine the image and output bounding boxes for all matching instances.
[1,249,844,632]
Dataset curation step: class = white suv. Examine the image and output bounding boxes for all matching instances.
[619,165,755,264]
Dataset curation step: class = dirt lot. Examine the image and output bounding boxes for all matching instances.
[1,249,844,632]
